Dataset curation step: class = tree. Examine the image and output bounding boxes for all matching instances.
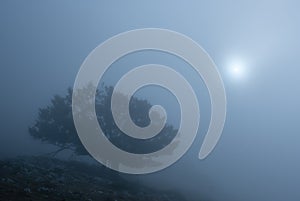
[29,85,177,157]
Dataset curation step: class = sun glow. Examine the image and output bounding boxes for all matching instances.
[228,59,246,80]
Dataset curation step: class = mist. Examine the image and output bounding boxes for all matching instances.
[1,1,300,201]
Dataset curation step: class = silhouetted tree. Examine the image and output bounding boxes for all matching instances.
[29,85,177,156]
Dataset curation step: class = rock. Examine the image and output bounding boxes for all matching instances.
[0,156,186,201]
[23,187,31,193]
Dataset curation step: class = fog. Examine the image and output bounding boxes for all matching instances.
[1,1,300,200]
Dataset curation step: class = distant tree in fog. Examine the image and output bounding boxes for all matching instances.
[29,85,177,157]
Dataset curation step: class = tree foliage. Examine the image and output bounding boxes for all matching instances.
[29,86,177,156]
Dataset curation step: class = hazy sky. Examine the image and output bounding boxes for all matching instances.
[1,1,300,201]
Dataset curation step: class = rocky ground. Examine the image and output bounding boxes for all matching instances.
[0,156,186,201]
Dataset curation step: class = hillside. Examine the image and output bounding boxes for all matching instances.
[0,156,186,201]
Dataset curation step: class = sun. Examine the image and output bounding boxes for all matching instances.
[228,59,246,79]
